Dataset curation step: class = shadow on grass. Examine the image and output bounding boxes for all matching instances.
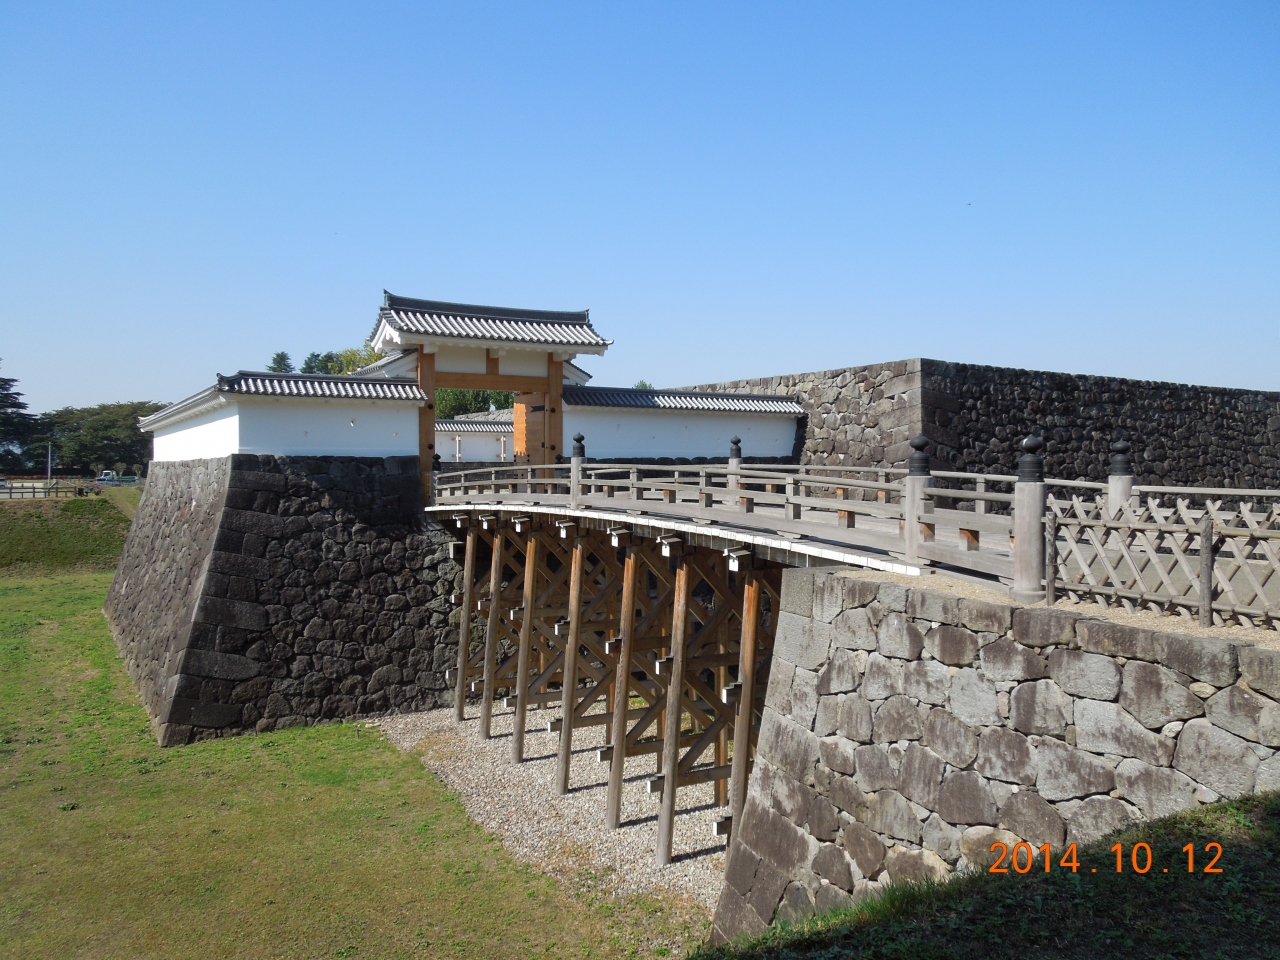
[691,792,1280,960]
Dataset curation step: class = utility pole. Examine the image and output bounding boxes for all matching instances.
[46,442,52,482]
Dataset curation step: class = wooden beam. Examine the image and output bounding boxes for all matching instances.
[480,527,506,739]
[436,371,551,393]
[606,545,640,830]
[728,571,761,838]
[556,536,587,794]
[546,356,563,460]
[656,556,691,866]
[417,348,436,503]
[512,532,542,762]
[454,526,478,721]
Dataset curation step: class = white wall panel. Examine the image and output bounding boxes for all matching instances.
[440,432,512,462]
[235,398,420,457]
[499,351,549,376]
[433,345,488,374]
[152,403,240,461]
[563,409,796,460]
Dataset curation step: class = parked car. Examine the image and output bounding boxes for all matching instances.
[96,470,122,486]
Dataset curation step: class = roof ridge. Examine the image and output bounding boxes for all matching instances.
[566,384,797,401]
[383,291,590,324]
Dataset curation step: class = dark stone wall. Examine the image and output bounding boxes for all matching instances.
[107,454,463,746]
[687,358,1280,486]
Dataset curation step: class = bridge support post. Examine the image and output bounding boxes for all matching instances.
[727,567,760,850]
[1012,436,1047,604]
[656,556,692,865]
[512,531,542,762]
[606,545,640,829]
[454,525,478,721]
[480,526,506,739]
[903,435,933,567]
[570,434,585,508]
[556,536,587,794]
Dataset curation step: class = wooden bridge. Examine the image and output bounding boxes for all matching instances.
[431,435,1280,865]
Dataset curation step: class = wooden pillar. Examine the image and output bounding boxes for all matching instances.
[728,571,761,838]
[512,532,541,762]
[546,356,563,462]
[454,526,478,721]
[417,347,436,503]
[555,536,587,794]
[479,528,505,739]
[606,545,640,830]
[656,557,691,866]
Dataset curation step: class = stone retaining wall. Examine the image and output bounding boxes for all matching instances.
[106,454,462,746]
[711,567,1280,942]
[687,358,1280,486]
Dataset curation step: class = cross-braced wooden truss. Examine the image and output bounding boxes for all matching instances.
[445,513,779,864]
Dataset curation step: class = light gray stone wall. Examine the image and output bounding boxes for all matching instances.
[712,568,1280,943]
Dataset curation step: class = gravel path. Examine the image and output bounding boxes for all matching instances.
[378,702,727,915]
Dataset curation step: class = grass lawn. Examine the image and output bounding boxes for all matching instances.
[0,572,691,959]
[0,498,132,572]
[695,793,1280,960]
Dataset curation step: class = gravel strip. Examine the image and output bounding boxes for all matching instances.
[378,702,727,914]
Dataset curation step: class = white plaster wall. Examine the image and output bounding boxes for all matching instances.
[563,408,797,459]
[152,402,240,461]
[234,398,421,457]
[434,344,488,374]
[441,432,512,462]
[500,351,549,376]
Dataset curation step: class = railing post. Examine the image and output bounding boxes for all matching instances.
[785,477,801,520]
[1012,435,1047,603]
[1199,515,1215,627]
[1107,439,1135,519]
[903,435,932,566]
[570,433,585,508]
[429,453,441,506]
[1044,510,1058,605]
[728,436,742,491]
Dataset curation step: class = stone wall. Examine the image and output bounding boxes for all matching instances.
[712,567,1280,943]
[688,358,1280,486]
[106,454,463,746]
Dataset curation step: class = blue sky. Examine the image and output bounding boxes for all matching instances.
[1,2,1276,411]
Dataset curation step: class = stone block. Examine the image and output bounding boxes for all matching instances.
[163,697,243,728]
[1009,679,1072,736]
[817,648,861,695]
[863,789,922,842]
[812,574,848,623]
[975,727,1037,785]
[1076,620,1163,661]
[959,826,1022,867]
[747,859,790,925]
[774,612,829,672]
[790,668,821,730]
[808,793,842,841]
[1032,737,1115,801]
[176,649,260,681]
[814,883,855,914]
[999,791,1064,849]
[1161,636,1239,687]
[775,882,816,924]
[724,840,761,895]
[923,813,962,862]
[819,737,857,775]
[1257,755,1280,793]
[220,507,285,538]
[1065,796,1136,847]
[1049,650,1121,701]
[1076,699,1174,766]
[898,743,945,808]
[853,744,899,792]
[1120,660,1205,730]
[1174,718,1259,798]
[207,550,272,580]
[1012,608,1082,648]
[925,625,979,666]
[195,596,269,632]
[980,640,1049,681]
[924,707,978,768]
[841,822,886,878]
[814,695,843,737]
[937,771,997,826]
[1115,758,1201,819]
[949,668,1001,726]
[712,885,768,944]
[883,846,950,884]
[838,695,873,743]
[764,659,796,713]
[877,613,925,660]
[837,576,881,609]
[740,800,814,875]
[780,568,816,618]
[872,696,925,742]
[905,589,961,626]
[813,843,856,890]
[877,581,909,612]
[862,654,905,700]
[1205,685,1280,747]
[1239,647,1280,700]
[830,775,865,814]
[832,607,878,650]
[959,598,1013,635]
[904,659,951,705]
[757,709,821,785]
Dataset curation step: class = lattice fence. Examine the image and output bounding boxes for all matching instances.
[1047,494,1280,629]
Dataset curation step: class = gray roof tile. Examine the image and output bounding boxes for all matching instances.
[215,371,427,401]
[561,385,803,415]
[373,292,610,349]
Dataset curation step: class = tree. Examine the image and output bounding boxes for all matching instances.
[300,343,382,375]
[0,359,35,472]
[23,401,166,475]
[267,352,295,373]
[633,379,655,390]
[436,389,514,420]
[301,351,340,374]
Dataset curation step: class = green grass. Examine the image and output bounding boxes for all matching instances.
[0,572,692,959]
[0,498,131,572]
[694,793,1280,960]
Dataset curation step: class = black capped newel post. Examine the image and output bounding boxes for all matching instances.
[1108,439,1135,518]
[1012,435,1047,603]
[903,434,934,566]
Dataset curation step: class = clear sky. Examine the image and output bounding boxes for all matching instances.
[1,2,1276,411]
